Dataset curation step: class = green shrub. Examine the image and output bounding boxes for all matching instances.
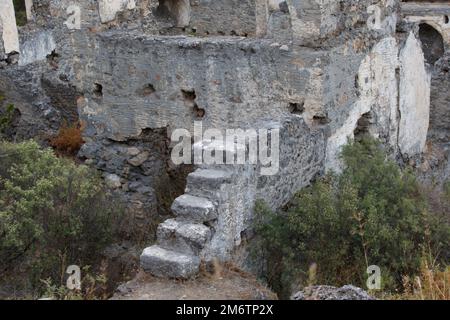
[41,265,109,300]
[13,0,27,27]
[0,104,16,136]
[0,140,123,295]
[253,137,450,298]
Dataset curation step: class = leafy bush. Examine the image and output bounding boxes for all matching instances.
[0,104,16,136]
[253,138,450,298]
[0,140,123,295]
[41,265,109,300]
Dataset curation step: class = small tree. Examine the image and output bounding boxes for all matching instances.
[254,137,450,298]
[0,141,123,294]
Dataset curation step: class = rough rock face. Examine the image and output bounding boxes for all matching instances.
[291,285,374,301]
[0,0,447,279]
[421,48,450,186]
[429,53,450,148]
[400,2,450,186]
[0,0,19,54]
[18,30,56,67]
[398,32,431,157]
[98,0,137,23]
[325,36,400,171]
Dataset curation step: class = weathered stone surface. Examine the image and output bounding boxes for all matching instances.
[171,195,217,222]
[105,173,122,189]
[25,0,33,21]
[0,0,19,54]
[429,53,450,146]
[291,285,374,300]
[257,116,325,210]
[186,169,233,191]
[140,245,200,279]
[398,32,431,157]
[157,219,211,255]
[287,0,339,43]
[326,37,399,171]
[98,0,136,23]
[188,0,255,36]
[19,31,56,66]
[127,151,149,167]
[76,35,323,141]
[126,147,141,156]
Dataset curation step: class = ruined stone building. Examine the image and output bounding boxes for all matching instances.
[0,0,448,279]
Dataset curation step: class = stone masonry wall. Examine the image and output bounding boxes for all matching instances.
[0,0,443,276]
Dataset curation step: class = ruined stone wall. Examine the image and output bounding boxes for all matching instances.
[429,53,450,147]
[399,1,450,184]
[402,1,450,46]
[425,52,450,184]
[75,35,323,140]
[0,0,442,274]
[256,116,325,210]
[188,0,256,36]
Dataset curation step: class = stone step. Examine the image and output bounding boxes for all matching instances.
[157,219,211,255]
[186,169,233,192]
[193,139,246,164]
[140,245,200,279]
[171,194,217,222]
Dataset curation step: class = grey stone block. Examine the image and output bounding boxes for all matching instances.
[187,169,233,191]
[157,219,212,255]
[140,245,200,279]
[171,194,217,222]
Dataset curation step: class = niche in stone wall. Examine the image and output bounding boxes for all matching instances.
[181,89,205,119]
[354,112,374,142]
[418,23,445,65]
[154,0,190,28]
[93,83,103,98]
[288,101,305,115]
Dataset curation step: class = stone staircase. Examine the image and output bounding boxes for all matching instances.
[140,167,235,279]
[139,117,320,279]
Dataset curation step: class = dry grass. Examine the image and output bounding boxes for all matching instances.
[385,260,450,300]
[400,262,450,300]
[50,122,84,157]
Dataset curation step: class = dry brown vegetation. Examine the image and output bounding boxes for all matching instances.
[50,122,84,157]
